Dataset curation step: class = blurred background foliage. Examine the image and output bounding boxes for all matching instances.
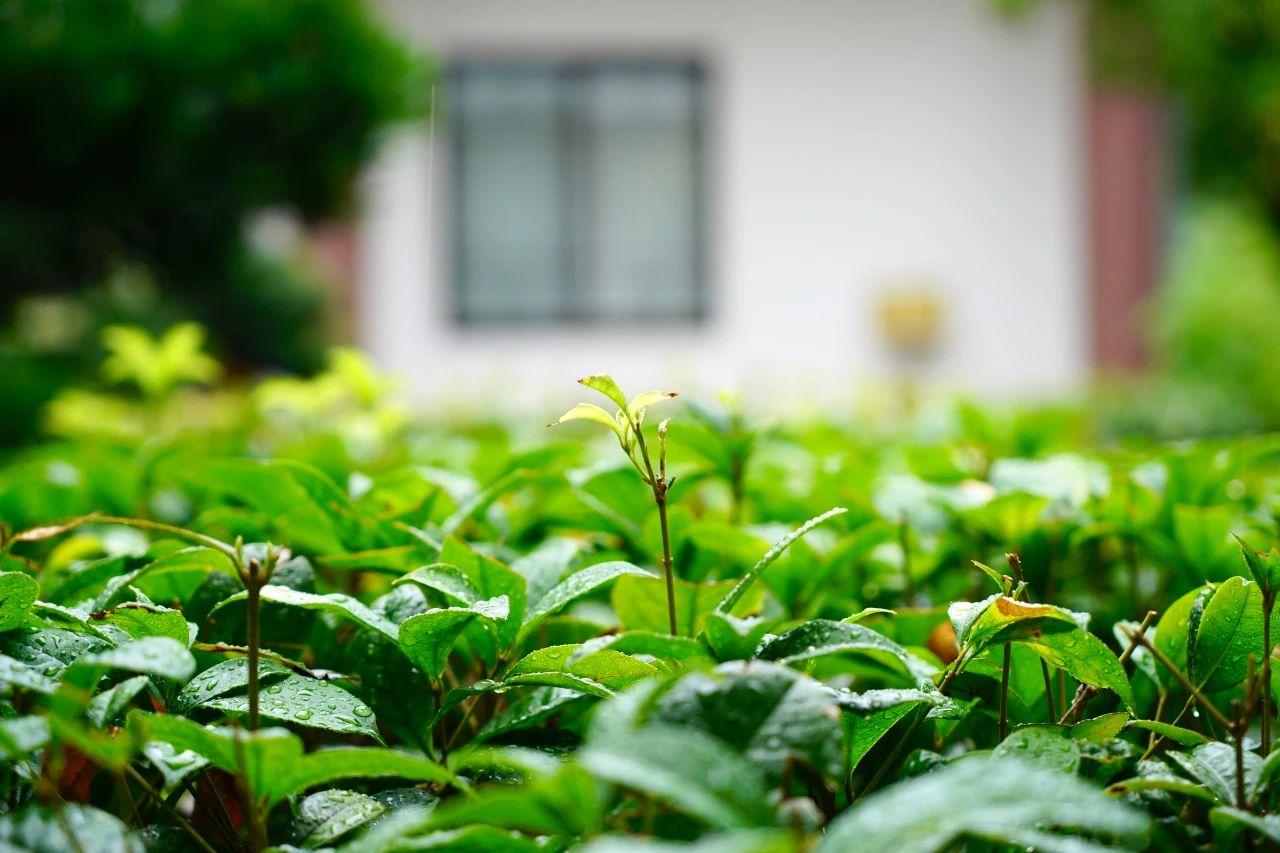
[5,0,1280,446]
[0,0,429,443]
[1000,0,1280,436]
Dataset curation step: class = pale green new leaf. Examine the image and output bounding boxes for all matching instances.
[578,374,629,410]
[555,403,622,437]
[627,390,678,418]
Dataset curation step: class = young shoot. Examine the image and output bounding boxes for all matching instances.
[552,374,680,633]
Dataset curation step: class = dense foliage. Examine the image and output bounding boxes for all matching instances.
[4,330,1280,850]
[0,0,428,442]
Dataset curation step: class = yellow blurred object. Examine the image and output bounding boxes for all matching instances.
[877,284,944,360]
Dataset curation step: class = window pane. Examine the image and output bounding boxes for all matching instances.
[453,66,564,321]
[583,67,701,321]
[449,60,705,324]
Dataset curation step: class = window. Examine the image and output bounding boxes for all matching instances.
[448,59,708,324]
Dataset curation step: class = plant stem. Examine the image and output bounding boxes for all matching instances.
[1232,700,1249,810]
[728,455,744,526]
[231,729,267,853]
[656,492,678,635]
[1263,596,1273,757]
[627,412,679,636]
[1041,660,1058,723]
[245,560,262,731]
[898,519,915,604]
[999,642,1012,741]
[125,766,217,853]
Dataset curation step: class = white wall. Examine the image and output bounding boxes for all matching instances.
[358,0,1085,410]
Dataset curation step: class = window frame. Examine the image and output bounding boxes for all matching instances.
[445,55,711,327]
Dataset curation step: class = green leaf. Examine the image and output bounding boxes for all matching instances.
[88,675,152,726]
[131,713,460,805]
[0,627,111,679]
[441,469,530,539]
[844,701,919,772]
[182,458,358,554]
[578,374,629,410]
[440,538,526,662]
[101,322,219,397]
[1107,776,1223,803]
[568,631,707,664]
[294,789,387,848]
[581,720,773,830]
[0,653,56,694]
[101,602,192,645]
[1236,537,1280,596]
[141,740,208,791]
[753,619,937,680]
[91,546,233,611]
[819,755,1149,852]
[399,596,510,678]
[0,804,145,853]
[418,759,598,838]
[578,830,797,853]
[555,403,623,437]
[212,585,400,643]
[72,637,196,685]
[274,747,463,803]
[703,612,775,661]
[0,572,38,632]
[131,712,305,803]
[993,726,1081,773]
[520,560,653,640]
[510,538,585,611]
[627,390,678,418]
[0,717,49,759]
[393,562,481,606]
[172,657,292,713]
[1125,719,1211,747]
[1192,576,1266,692]
[950,595,1082,658]
[1069,712,1129,744]
[1018,626,1135,709]
[715,507,847,614]
[614,574,764,637]
[650,661,843,778]
[505,645,659,696]
[1212,806,1280,847]
[347,824,545,852]
[1168,742,1260,807]
[202,673,382,741]
[475,686,590,742]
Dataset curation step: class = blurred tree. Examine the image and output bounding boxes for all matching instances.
[1002,0,1280,431]
[0,0,428,370]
